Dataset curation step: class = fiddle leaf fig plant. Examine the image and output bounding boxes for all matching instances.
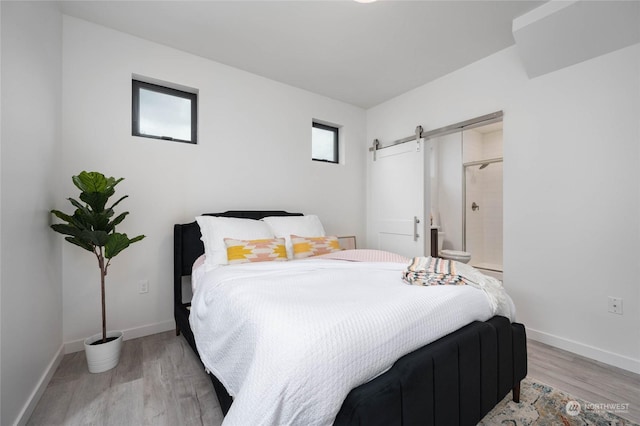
[51,171,145,344]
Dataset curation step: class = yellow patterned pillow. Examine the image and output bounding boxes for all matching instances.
[291,235,342,259]
[224,237,287,264]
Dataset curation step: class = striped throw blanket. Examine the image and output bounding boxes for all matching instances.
[402,256,471,286]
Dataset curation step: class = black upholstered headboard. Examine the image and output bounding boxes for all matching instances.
[173,211,303,306]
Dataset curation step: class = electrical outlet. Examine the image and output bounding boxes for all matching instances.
[608,297,622,315]
[139,280,149,294]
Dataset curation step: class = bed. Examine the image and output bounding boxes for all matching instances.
[174,210,527,426]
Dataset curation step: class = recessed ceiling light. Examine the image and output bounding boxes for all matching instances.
[354,0,377,3]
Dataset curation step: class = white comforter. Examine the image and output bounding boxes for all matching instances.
[190,257,514,426]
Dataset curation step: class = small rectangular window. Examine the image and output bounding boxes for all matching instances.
[132,79,197,144]
[312,122,339,163]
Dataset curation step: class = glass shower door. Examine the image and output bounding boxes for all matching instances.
[464,160,503,272]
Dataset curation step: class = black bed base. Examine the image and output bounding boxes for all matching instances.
[177,306,526,426]
[334,316,526,426]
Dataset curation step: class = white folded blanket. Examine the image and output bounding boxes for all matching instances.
[402,256,514,320]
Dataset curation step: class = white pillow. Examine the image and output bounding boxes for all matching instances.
[262,215,326,259]
[196,216,274,268]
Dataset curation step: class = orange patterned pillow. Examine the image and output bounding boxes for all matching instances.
[224,238,287,265]
[291,235,342,259]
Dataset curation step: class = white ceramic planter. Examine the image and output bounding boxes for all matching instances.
[84,331,123,373]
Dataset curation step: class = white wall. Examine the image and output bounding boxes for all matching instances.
[61,16,367,347]
[482,130,503,159]
[366,43,640,373]
[1,2,64,425]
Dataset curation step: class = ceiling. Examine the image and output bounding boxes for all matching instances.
[60,0,544,109]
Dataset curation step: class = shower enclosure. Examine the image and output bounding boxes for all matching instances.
[462,124,503,273]
[463,159,503,272]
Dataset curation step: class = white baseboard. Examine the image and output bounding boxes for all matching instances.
[527,327,640,374]
[63,320,176,354]
[14,343,65,426]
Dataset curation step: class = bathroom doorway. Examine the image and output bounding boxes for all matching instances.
[462,123,503,277]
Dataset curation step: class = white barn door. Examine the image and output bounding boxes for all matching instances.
[370,139,430,259]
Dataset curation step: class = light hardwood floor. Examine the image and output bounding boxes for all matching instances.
[27,332,640,425]
[27,331,223,426]
[527,339,640,423]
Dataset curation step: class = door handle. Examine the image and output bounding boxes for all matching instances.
[414,216,420,241]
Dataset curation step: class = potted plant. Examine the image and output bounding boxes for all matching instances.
[51,171,145,373]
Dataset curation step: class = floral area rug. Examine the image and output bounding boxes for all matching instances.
[478,377,637,425]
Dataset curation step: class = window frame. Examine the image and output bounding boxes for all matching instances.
[312,121,339,164]
[132,79,198,144]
